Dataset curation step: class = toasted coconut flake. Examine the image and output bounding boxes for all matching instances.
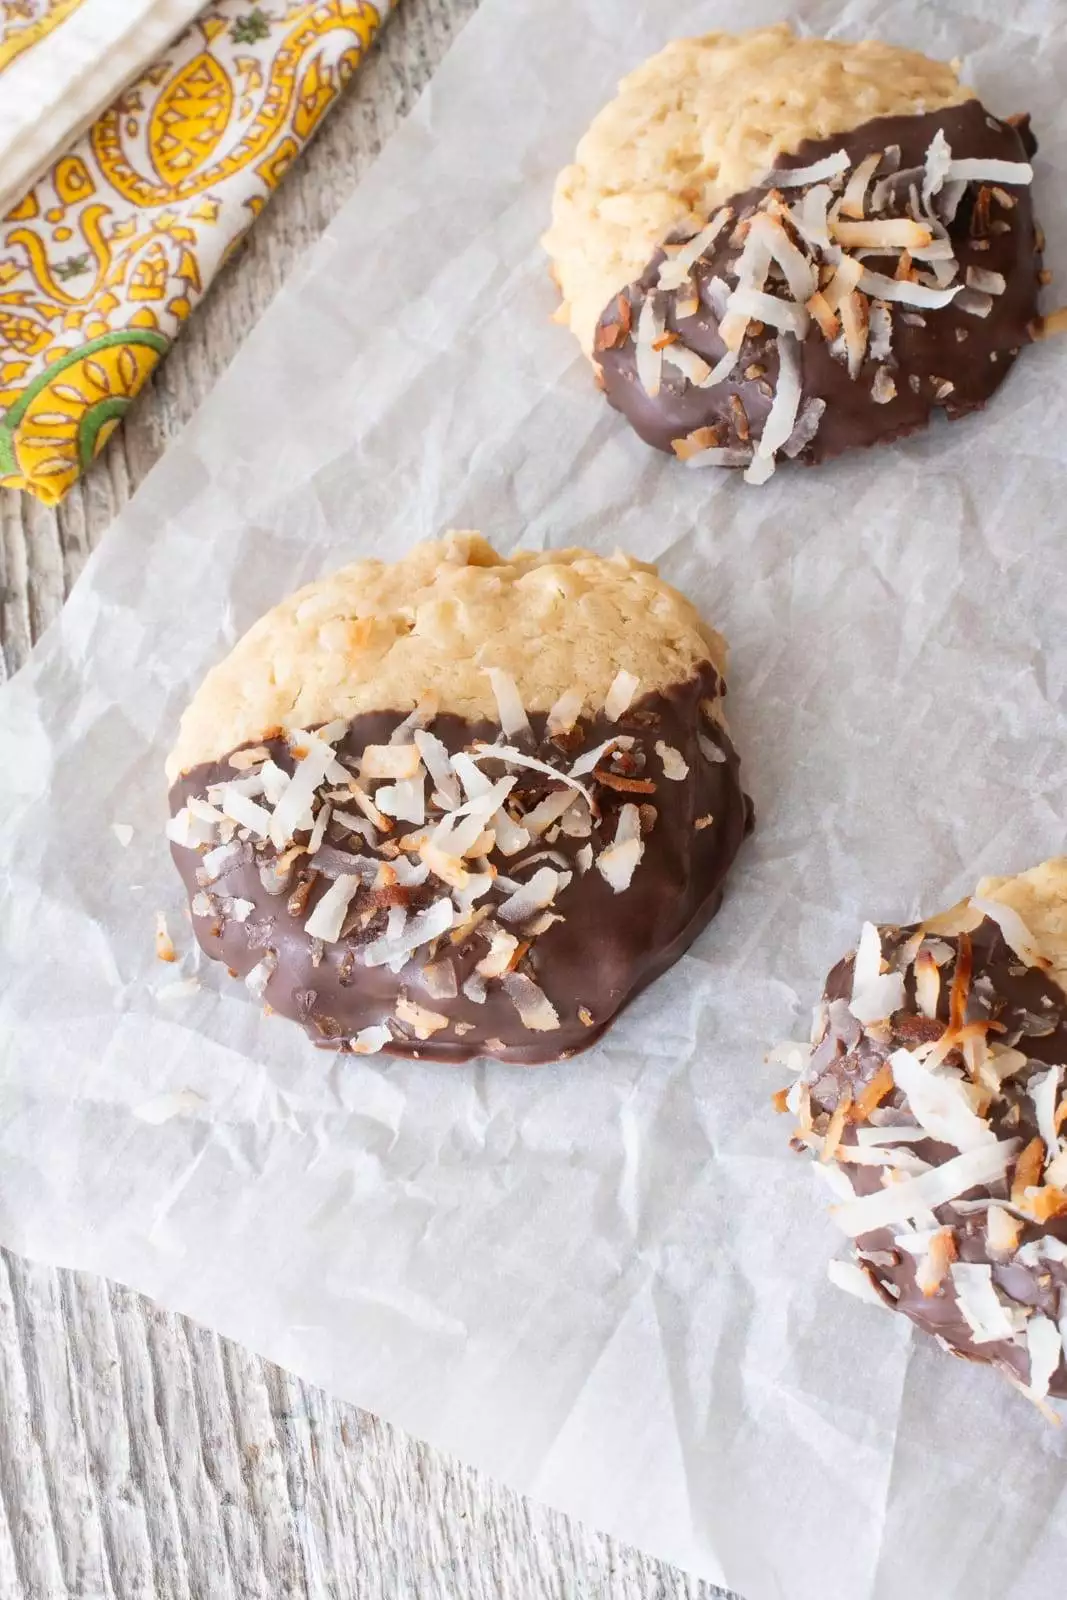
[1011,1136,1046,1207]
[830,1139,1019,1237]
[155,911,177,963]
[915,1227,957,1296]
[497,866,560,925]
[546,688,583,737]
[820,1090,852,1163]
[839,152,883,218]
[657,209,732,290]
[870,365,897,404]
[245,950,278,1001]
[229,745,271,772]
[833,218,933,249]
[986,1203,1023,1255]
[770,149,850,187]
[850,923,905,1024]
[654,741,689,780]
[1047,1148,1067,1188]
[966,265,1007,296]
[476,929,520,979]
[839,291,870,380]
[604,669,640,722]
[523,786,577,836]
[822,255,864,313]
[946,157,1033,186]
[361,744,422,780]
[970,896,1051,970]
[352,1024,392,1055]
[304,874,361,943]
[756,212,817,301]
[635,292,665,396]
[395,997,449,1040]
[827,1258,888,1308]
[857,268,960,308]
[485,668,532,739]
[852,1061,895,1122]
[950,1263,1016,1344]
[502,972,560,1032]
[914,949,940,1018]
[805,289,840,341]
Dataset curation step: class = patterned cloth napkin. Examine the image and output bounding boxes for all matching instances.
[0,0,392,504]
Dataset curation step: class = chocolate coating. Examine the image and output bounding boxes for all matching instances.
[170,668,753,1066]
[596,100,1042,468]
[804,917,1067,1397]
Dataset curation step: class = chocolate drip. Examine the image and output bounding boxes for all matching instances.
[170,668,753,1066]
[596,100,1042,468]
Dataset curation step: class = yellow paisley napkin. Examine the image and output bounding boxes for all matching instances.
[0,0,392,504]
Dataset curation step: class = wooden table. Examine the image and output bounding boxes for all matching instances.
[0,3,726,1595]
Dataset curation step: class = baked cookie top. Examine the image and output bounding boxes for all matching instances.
[544,24,971,354]
[779,859,1067,1405]
[167,533,725,779]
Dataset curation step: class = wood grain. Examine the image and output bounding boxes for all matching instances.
[0,2,729,1594]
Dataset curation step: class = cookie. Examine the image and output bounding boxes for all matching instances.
[594,97,1043,480]
[167,534,753,1065]
[544,26,971,356]
[778,859,1067,1405]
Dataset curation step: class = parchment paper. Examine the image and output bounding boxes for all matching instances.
[2,2,1067,1595]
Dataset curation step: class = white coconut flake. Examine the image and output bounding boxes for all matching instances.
[269,738,337,848]
[769,149,850,187]
[576,843,594,874]
[597,804,644,894]
[781,397,827,459]
[352,1025,392,1055]
[485,668,531,739]
[1025,1313,1063,1398]
[304,873,361,943]
[922,127,953,204]
[306,801,332,855]
[837,1145,932,1174]
[657,209,731,290]
[502,972,560,1032]
[389,698,438,745]
[472,744,591,800]
[790,183,834,249]
[956,287,994,318]
[245,951,278,1001]
[889,1048,996,1153]
[945,157,1033,186]
[655,741,689,780]
[362,897,455,969]
[812,1161,857,1202]
[684,446,753,470]
[166,807,212,849]
[463,971,487,1005]
[745,331,801,485]
[546,688,583,737]
[854,1125,928,1146]
[868,302,893,362]
[850,922,906,1024]
[871,365,897,404]
[1029,1066,1063,1167]
[827,1258,887,1308]
[412,729,461,809]
[497,867,560,924]
[725,287,809,338]
[111,822,134,848]
[375,775,426,826]
[662,343,712,386]
[969,896,1049,970]
[950,1263,1016,1344]
[604,669,639,721]
[856,269,961,308]
[830,1140,1019,1237]
[523,786,577,836]
[697,349,740,389]
[154,978,202,1005]
[635,292,665,396]
[134,1087,205,1121]
[216,789,272,840]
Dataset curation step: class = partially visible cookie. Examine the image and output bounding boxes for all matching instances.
[779,860,1067,1405]
[167,535,753,1065]
[544,25,971,355]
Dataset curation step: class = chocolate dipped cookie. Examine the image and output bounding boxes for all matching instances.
[778,859,1067,1405]
[546,26,1055,483]
[167,535,753,1065]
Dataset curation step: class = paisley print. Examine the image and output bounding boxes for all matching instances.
[0,0,388,503]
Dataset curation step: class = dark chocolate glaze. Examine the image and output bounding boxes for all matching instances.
[805,917,1067,1397]
[596,100,1042,467]
[170,668,753,1066]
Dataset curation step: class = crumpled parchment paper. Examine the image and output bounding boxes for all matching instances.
[2,1,1067,1595]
